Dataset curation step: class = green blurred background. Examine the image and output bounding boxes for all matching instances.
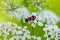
[46,0,60,16]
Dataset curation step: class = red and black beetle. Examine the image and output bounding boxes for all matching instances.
[25,15,36,22]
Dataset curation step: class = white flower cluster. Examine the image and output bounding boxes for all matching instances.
[32,0,47,10]
[0,22,41,40]
[27,12,43,28]
[2,1,60,28]
[30,10,60,40]
[43,25,60,40]
[2,0,30,20]
[30,11,60,40]
[9,7,30,20]
[2,0,58,28]
[37,10,59,25]
[2,0,19,10]
[1,0,48,21]
[31,10,59,28]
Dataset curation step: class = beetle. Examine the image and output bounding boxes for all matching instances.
[25,15,36,22]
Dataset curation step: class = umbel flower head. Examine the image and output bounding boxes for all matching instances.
[6,7,30,21]
[37,10,59,25]
[2,0,30,20]
[9,7,30,20]
[0,22,41,40]
[29,10,59,28]
[1,0,48,21]
[43,24,60,40]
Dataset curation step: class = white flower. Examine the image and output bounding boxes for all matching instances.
[37,10,59,25]
[55,37,59,40]
[37,37,41,40]
[34,19,37,23]
[31,36,37,39]
[23,26,27,29]
[21,36,26,40]
[4,36,7,40]
[46,37,50,40]
[16,31,23,35]
[26,35,31,39]
[0,22,41,40]
[43,24,60,40]
[38,7,42,10]
[32,12,38,16]
[15,7,30,19]
[38,22,43,26]
[3,5,30,21]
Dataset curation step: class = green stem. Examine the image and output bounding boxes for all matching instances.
[21,18,24,27]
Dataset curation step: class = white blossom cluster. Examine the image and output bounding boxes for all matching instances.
[24,0,45,10]
[31,10,59,28]
[37,10,59,25]
[31,10,60,40]
[25,12,43,28]
[9,7,30,20]
[2,1,30,20]
[0,22,41,40]
[1,0,48,21]
[2,0,19,10]
[1,0,30,20]
[43,25,60,40]
[32,0,47,10]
